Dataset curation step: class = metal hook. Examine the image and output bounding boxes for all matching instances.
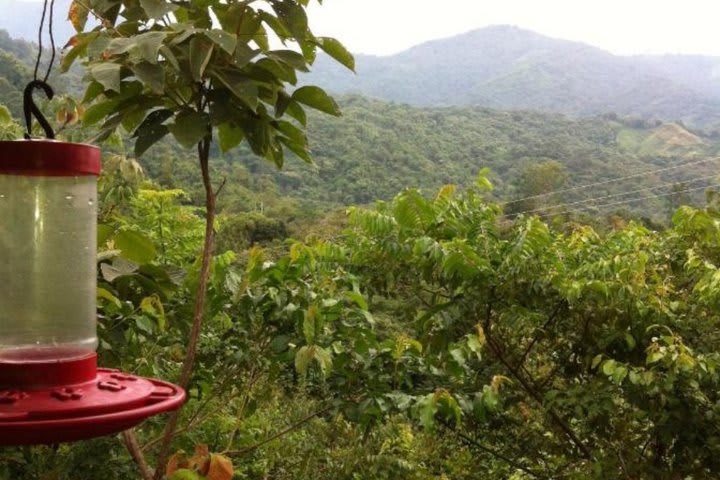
[23,80,55,140]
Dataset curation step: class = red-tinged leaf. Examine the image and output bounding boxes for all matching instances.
[207,454,234,480]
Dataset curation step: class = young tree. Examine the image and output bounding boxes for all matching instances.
[62,1,354,477]
[508,159,568,215]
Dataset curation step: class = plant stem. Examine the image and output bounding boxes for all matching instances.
[122,430,154,480]
[224,406,331,457]
[153,136,216,479]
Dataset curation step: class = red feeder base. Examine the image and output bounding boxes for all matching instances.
[0,353,185,445]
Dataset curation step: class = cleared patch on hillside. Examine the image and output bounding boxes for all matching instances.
[617,123,706,156]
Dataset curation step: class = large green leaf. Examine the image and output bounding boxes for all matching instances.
[204,30,237,55]
[168,110,210,148]
[135,31,168,63]
[212,70,259,110]
[115,230,157,264]
[139,0,176,20]
[133,109,173,156]
[90,63,122,93]
[132,62,165,93]
[291,86,340,116]
[315,37,355,72]
[218,123,244,153]
[82,100,119,127]
[189,36,214,82]
[272,0,308,39]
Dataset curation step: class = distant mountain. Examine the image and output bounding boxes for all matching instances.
[308,26,720,128]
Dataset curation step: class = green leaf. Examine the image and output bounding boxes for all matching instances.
[204,30,237,55]
[647,351,664,364]
[135,31,168,63]
[140,295,166,330]
[212,70,259,110]
[274,90,292,117]
[189,36,214,82]
[279,137,311,163]
[602,359,616,376]
[285,101,307,126]
[624,333,637,350]
[106,37,135,56]
[83,100,118,127]
[417,394,438,430]
[314,346,333,378]
[269,50,309,71]
[115,230,157,264]
[90,63,122,93]
[295,345,314,377]
[168,110,210,148]
[272,0,308,39]
[132,62,165,93]
[591,354,603,370]
[218,123,244,153]
[133,109,173,157]
[344,291,368,310]
[303,311,316,344]
[315,37,354,72]
[97,224,115,247]
[139,0,176,20]
[292,86,340,116]
[97,287,121,308]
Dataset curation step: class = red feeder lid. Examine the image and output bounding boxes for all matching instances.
[0,140,101,177]
[0,354,185,445]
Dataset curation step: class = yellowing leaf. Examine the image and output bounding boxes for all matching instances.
[68,0,89,32]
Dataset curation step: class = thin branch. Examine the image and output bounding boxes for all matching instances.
[515,301,566,371]
[153,135,216,480]
[438,420,547,479]
[483,299,594,461]
[122,430,154,480]
[215,176,228,197]
[224,407,331,457]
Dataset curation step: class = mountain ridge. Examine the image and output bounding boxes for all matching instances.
[307,25,720,127]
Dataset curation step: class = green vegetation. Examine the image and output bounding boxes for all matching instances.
[0,8,719,479]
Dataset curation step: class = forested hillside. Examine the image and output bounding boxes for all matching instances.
[309,25,720,127]
[151,96,720,224]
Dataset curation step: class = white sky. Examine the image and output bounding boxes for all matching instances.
[14,0,720,57]
[306,0,720,57]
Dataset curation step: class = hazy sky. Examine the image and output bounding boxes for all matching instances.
[306,0,720,56]
[13,0,720,57]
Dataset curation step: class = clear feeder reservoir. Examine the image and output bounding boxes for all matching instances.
[0,141,101,362]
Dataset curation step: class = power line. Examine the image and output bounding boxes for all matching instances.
[502,157,720,207]
[506,173,720,217]
[537,182,720,219]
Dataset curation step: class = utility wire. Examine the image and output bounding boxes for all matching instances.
[506,173,720,217]
[502,156,720,207]
[538,182,720,219]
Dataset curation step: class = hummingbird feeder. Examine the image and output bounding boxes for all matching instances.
[0,87,185,444]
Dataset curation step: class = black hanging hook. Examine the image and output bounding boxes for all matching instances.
[23,80,56,140]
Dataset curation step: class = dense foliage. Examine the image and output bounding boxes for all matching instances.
[2,154,719,478]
